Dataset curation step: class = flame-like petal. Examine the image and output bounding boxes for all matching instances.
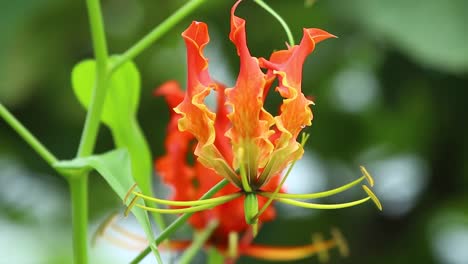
[174,21,240,186]
[257,28,336,187]
[225,1,275,177]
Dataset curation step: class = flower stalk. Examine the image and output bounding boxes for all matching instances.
[253,0,295,46]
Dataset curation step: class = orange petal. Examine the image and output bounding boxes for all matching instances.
[256,28,336,187]
[225,1,275,174]
[263,28,336,140]
[174,21,241,187]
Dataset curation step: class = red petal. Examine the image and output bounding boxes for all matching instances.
[154,81,197,201]
[153,80,185,109]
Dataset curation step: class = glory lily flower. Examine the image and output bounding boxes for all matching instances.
[125,0,381,259]
[144,79,353,262]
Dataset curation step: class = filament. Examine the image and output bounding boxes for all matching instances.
[134,194,240,214]
[260,175,366,200]
[259,165,375,200]
[254,133,310,221]
[273,196,371,209]
[132,192,242,207]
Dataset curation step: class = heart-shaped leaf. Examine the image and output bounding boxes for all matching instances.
[71,59,140,127]
[71,59,165,229]
[54,149,161,263]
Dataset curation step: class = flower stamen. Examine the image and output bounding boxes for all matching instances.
[362,185,382,210]
[330,228,349,257]
[253,133,310,221]
[312,233,329,263]
[259,172,372,200]
[360,165,374,187]
[92,212,119,246]
[132,192,242,207]
[123,183,138,204]
[228,231,239,258]
[271,196,372,209]
[125,195,141,216]
[132,194,241,214]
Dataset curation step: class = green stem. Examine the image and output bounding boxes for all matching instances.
[70,1,109,263]
[78,0,109,157]
[109,0,206,73]
[130,179,230,264]
[69,175,89,264]
[253,0,295,46]
[179,220,219,264]
[0,103,58,166]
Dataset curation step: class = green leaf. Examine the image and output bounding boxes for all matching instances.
[71,58,165,229]
[71,58,140,127]
[54,149,162,263]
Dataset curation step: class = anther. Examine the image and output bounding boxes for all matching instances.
[362,185,382,211]
[360,166,374,187]
[125,195,141,216]
[228,231,239,258]
[92,212,119,246]
[124,183,138,204]
[330,228,349,257]
[312,233,329,263]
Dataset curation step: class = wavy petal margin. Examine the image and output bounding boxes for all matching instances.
[225,0,275,177]
[174,21,241,187]
[257,28,336,186]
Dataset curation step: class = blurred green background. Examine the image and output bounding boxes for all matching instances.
[1,0,467,263]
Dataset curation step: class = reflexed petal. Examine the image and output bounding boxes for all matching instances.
[225,1,275,174]
[257,27,336,186]
[262,28,336,139]
[174,21,240,186]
